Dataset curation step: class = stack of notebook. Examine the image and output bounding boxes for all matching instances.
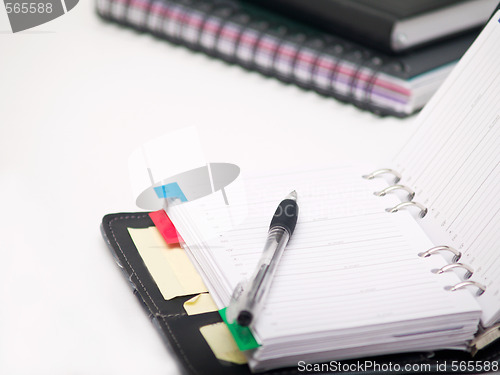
[95,0,496,117]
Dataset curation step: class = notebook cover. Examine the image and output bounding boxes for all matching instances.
[100,212,500,375]
[94,0,476,117]
[245,0,482,53]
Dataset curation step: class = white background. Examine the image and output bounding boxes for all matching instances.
[0,1,418,374]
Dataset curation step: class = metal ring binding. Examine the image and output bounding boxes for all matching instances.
[326,44,343,97]
[307,38,327,90]
[249,21,271,71]
[229,14,251,63]
[446,281,486,296]
[176,0,198,48]
[348,49,382,114]
[212,6,237,56]
[363,56,384,115]
[374,184,415,201]
[153,0,175,44]
[347,50,366,106]
[122,0,133,22]
[290,33,310,84]
[385,201,427,218]
[418,245,462,263]
[167,1,187,45]
[141,0,156,31]
[195,1,219,52]
[269,26,290,79]
[433,263,474,279]
[362,168,402,184]
[420,246,484,296]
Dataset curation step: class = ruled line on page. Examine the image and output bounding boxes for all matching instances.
[393,14,500,325]
[168,164,482,340]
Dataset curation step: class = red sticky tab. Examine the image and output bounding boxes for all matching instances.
[149,210,182,244]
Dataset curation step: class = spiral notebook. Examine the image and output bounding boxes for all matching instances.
[95,0,478,117]
[164,10,500,371]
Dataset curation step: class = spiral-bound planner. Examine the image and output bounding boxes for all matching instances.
[160,11,500,371]
[99,9,500,374]
[101,211,500,375]
[95,0,478,117]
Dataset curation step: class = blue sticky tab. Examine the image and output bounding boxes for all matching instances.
[154,182,188,202]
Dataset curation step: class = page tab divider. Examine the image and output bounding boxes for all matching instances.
[219,308,260,351]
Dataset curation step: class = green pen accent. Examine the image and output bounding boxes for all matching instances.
[219,308,261,351]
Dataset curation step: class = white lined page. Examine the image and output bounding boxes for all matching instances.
[168,164,481,344]
[393,11,500,326]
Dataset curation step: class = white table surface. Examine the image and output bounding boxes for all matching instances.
[0,2,418,374]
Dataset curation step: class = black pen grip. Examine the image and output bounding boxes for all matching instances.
[269,199,298,235]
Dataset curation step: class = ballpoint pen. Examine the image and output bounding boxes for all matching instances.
[227,191,299,327]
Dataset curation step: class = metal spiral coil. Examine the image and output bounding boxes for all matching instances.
[420,246,485,296]
[374,184,415,201]
[385,201,428,218]
[445,281,486,296]
[432,263,474,279]
[362,168,402,184]
[418,245,461,263]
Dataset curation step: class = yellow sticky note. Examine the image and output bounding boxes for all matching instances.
[199,323,248,365]
[127,227,207,300]
[183,293,219,315]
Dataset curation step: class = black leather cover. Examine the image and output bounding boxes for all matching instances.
[101,212,500,374]
[245,0,481,53]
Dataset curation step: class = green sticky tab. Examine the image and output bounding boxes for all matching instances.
[219,308,261,351]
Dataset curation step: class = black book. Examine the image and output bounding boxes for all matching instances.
[246,0,498,52]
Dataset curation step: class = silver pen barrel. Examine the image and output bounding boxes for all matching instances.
[237,226,290,326]
[226,191,298,326]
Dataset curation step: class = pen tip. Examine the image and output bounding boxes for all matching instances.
[286,190,297,201]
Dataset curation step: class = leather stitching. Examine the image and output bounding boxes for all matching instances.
[107,215,198,374]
